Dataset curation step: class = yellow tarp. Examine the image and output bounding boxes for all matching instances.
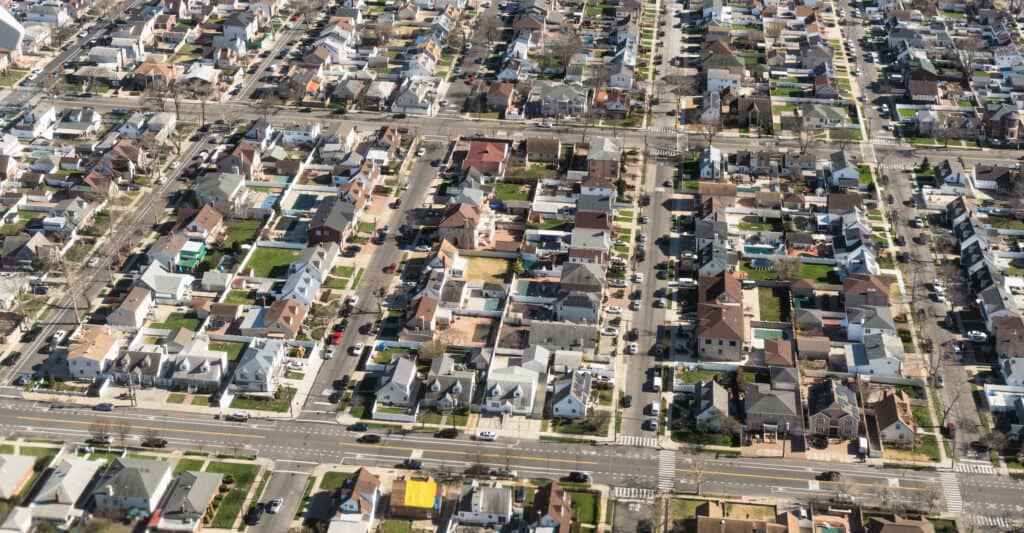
[403,479,438,508]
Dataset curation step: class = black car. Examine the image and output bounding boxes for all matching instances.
[328,392,340,403]
[358,434,381,444]
[621,395,632,408]
[142,438,168,448]
[21,327,40,342]
[244,503,264,525]
[400,459,424,469]
[628,328,639,340]
[348,422,368,432]
[567,471,589,483]
[2,352,20,366]
[333,375,351,390]
[359,323,373,335]
[434,427,458,439]
[817,471,842,481]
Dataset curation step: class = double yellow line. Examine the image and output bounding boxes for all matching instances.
[342,441,600,465]
[17,416,267,439]
[675,466,934,492]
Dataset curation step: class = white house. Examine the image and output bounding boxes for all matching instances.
[551,370,592,419]
[137,262,194,304]
[332,468,380,530]
[482,366,538,416]
[699,144,723,180]
[106,285,153,331]
[455,480,513,527]
[706,68,742,93]
[90,458,172,514]
[66,326,120,379]
[375,357,420,408]
[10,102,56,140]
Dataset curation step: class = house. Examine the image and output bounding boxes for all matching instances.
[390,479,442,519]
[391,78,436,116]
[90,458,173,514]
[482,366,538,416]
[223,11,258,42]
[0,455,37,500]
[194,172,247,214]
[763,339,794,367]
[807,379,859,438]
[456,480,512,527]
[54,108,102,137]
[308,196,357,245]
[527,321,599,352]
[984,103,1022,144]
[290,242,339,284]
[844,305,895,342]
[1001,357,1024,388]
[10,102,56,140]
[801,103,847,129]
[829,151,859,189]
[528,482,571,532]
[697,303,745,361]
[152,470,223,533]
[165,336,228,392]
[978,284,1018,332]
[461,141,509,176]
[107,285,153,331]
[1,233,57,271]
[844,333,903,377]
[533,82,589,118]
[866,515,936,533]
[586,136,621,182]
[66,326,120,379]
[560,263,604,293]
[875,390,915,445]
[279,265,322,306]
[554,291,600,324]
[173,205,224,242]
[28,457,103,529]
[376,357,420,408]
[693,379,729,428]
[229,338,285,394]
[217,141,262,181]
[422,354,475,412]
[332,468,380,528]
[699,145,723,181]
[138,263,194,304]
[744,383,801,436]
[525,136,560,164]
[551,370,592,419]
[994,315,1024,361]
[843,274,890,308]
[438,203,493,250]
[487,83,515,113]
[110,345,166,388]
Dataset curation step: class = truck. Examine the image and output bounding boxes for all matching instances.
[652,376,663,392]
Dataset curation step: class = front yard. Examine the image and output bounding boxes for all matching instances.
[230,386,297,412]
[206,461,259,528]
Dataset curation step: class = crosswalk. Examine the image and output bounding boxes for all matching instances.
[939,471,963,514]
[870,137,901,146]
[649,126,678,134]
[616,435,660,448]
[968,514,1015,530]
[877,161,916,172]
[613,486,657,500]
[657,449,676,491]
[955,460,998,475]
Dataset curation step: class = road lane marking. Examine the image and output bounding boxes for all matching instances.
[17,416,267,439]
[341,441,600,465]
[675,467,934,492]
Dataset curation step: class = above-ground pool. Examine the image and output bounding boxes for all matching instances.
[744,245,776,255]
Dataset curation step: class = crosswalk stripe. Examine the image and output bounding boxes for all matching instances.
[657,449,676,492]
[955,460,997,475]
[613,486,657,500]
[939,471,963,514]
[969,514,1013,529]
[616,436,660,448]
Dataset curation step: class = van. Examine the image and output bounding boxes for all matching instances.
[649,401,660,416]
[652,376,663,392]
[677,277,696,287]
[741,279,757,289]
[476,431,497,441]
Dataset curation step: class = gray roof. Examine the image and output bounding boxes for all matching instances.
[309,196,356,233]
[847,305,894,331]
[744,383,798,417]
[91,457,171,504]
[769,366,799,387]
[694,219,728,241]
[980,284,1017,316]
[0,454,38,499]
[292,242,339,275]
[695,379,728,416]
[1002,357,1024,382]
[560,262,605,289]
[528,321,598,351]
[158,471,223,529]
[34,457,102,507]
[424,353,476,406]
[807,379,858,417]
[558,291,599,309]
[575,194,613,215]
[383,357,416,388]
[552,369,591,406]
[138,262,193,296]
[458,481,512,517]
[194,172,244,202]
[233,338,284,384]
[587,137,622,162]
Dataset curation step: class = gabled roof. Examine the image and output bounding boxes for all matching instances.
[744,383,798,417]
[807,378,858,417]
[91,457,171,503]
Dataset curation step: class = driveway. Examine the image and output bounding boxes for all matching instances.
[247,470,308,532]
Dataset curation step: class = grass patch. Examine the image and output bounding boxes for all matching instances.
[671,428,735,446]
[0,69,28,87]
[464,256,512,283]
[223,219,262,248]
[223,290,256,304]
[332,265,355,278]
[739,261,777,281]
[858,165,874,185]
[505,165,557,181]
[351,268,365,289]
[210,341,248,362]
[152,312,201,331]
[174,458,206,475]
[757,287,788,322]
[206,461,259,528]
[569,491,599,525]
[676,369,719,385]
[244,247,300,278]
[230,387,296,412]
[166,392,186,404]
[495,183,530,201]
[797,262,839,284]
[319,470,349,490]
[911,405,932,428]
[725,503,776,521]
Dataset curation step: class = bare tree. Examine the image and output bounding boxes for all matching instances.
[772,256,800,281]
[89,420,112,440]
[832,128,858,151]
[143,83,169,113]
[113,421,133,449]
[40,72,66,104]
[695,112,723,146]
[547,33,583,73]
[475,14,503,45]
[956,35,987,81]
[938,388,963,426]
[795,117,818,154]
[256,91,281,119]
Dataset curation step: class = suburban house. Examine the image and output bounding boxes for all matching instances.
[528,482,571,532]
[482,366,538,416]
[308,196,357,245]
[66,326,120,379]
[152,470,223,532]
[455,480,512,527]
[437,203,494,250]
[0,454,37,500]
[421,354,476,412]
[807,379,860,438]
[332,468,380,528]
[694,379,729,427]
[194,172,248,214]
[229,338,285,394]
[744,383,801,437]
[239,299,307,339]
[844,305,895,342]
[107,285,153,331]
[28,457,104,528]
[376,357,420,408]
[875,390,916,445]
[551,370,592,419]
[844,333,903,377]
[138,263,195,304]
[461,140,509,177]
[89,458,173,514]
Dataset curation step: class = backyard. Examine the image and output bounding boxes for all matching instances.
[464,257,513,283]
[757,287,789,322]
[151,312,201,331]
[244,247,300,278]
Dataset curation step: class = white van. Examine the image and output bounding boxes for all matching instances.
[649,401,661,417]
[652,376,663,392]
[476,431,497,441]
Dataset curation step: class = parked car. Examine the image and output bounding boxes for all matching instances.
[86,435,114,445]
[967,330,988,343]
[476,431,497,441]
[142,438,168,448]
[329,331,343,345]
[621,395,632,408]
[244,504,264,525]
[567,471,589,483]
[434,427,459,439]
[945,423,956,438]
[600,327,619,336]
[93,403,114,412]
[400,459,424,469]
[817,471,842,481]
[350,342,365,355]
[265,498,283,514]
[225,412,250,422]
[348,422,368,432]
[51,330,67,344]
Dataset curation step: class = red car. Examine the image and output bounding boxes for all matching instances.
[946,423,956,439]
[329,331,343,345]
[386,262,398,273]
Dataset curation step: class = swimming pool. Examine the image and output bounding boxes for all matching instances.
[744,245,776,255]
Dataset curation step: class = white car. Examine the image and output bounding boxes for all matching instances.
[51,330,67,344]
[604,305,623,314]
[633,273,644,283]
[287,361,306,371]
[348,295,359,306]
[627,342,639,354]
[608,279,628,288]
[266,498,283,514]
[416,147,426,156]
[630,301,641,311]
[476,431,497,441]
[601,327,619,337]
[86,257,99,268]
[350,342,365,355]
[967,330,988,343]
[537,122,552,129]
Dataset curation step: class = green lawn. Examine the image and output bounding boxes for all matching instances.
[739,261,777,281]
[166,393,186,404]
[757,287,788,322]
[495,183,530,201]
[569,491,599,525]
[223,219,262,248]
[320,470,350,490]
[152,312,201,331]
[676,369,719,385]
[671,428,734,446]
[192,395,210,406]
[912,405,932,428]
[332,265,355,278]
[351,268,365,289]
[209,341,247,362]
[230,387,296,412]
[0,69,28,87]
[174,458,205,475]
[244,247,300,278]
[206,461,259,528]
[223,290,256,304]
[738,221,779,231]
[797,263,839,284]
[506,165,557,181]
[858,165,874,185]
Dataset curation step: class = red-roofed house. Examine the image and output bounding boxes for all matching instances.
[461,140,509,176]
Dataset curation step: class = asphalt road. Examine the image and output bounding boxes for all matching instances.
[247,470,309,532]
[297,140,449,418]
